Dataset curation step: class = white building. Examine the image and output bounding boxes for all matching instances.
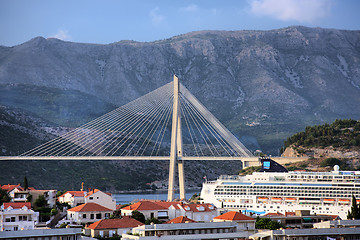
[121,201,170,220]
[58,190,86,207]
[169,203,218,222]
[122,221,251,240]
[85,216,144,238]
[67,202,113,224]
[0,228,81,240]
[29,189,57,208]
[0,202,39,231]
[213,211,256,233]
[121,201,218,222]
[85,189,116,210]
[1,184,32,202]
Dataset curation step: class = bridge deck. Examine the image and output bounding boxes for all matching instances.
[0,156,307,167]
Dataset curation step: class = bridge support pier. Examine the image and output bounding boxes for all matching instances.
[167,75,185,202]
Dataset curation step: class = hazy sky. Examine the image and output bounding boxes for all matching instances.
[1,0,359,47]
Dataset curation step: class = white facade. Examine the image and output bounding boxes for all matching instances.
[0,228,81,239]
[12,189,30,202]
[58,191,86,207]
[122,222,251,240]
[122,209,168,220]
[0,204,39,231]
[169,204,218,222]
[85,190,116,210]
[201,166,360,220]
[121,202,218,222]
[67,208,113,224]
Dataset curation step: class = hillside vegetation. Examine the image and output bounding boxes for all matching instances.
[282,119,360,151]
[281,119,360,171]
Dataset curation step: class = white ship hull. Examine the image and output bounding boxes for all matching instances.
[200,162,360,220]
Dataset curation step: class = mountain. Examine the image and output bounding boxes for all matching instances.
[1,26,360,155]
[1,26,360,191]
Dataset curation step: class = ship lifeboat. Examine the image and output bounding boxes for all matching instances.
[357,199,360,203]
[323,199,335,202]
[271,197,282,201]
[258,197,268,202]
[339,199,350,203]
[285,198,296,202]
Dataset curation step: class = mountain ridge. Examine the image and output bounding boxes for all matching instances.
[1,26,360,154]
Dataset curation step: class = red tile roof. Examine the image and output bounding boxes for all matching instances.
[265,212,284,216]
[86,189,99,198]
[85,189,112,198]
[319,214,340,220]
[214,211,254,221]
[1,184,21,192]
[68,203,112,212]
[122,201,216,213]
[3,202,31,209]
[179,203,216,212]
[87,217,144,230]
[59,191,85,198]
[156,201,181,209]
[285,212,296,216]
[121,201,168,211]
[166,216,197,224]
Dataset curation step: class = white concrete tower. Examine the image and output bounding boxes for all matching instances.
[167,75,185,201]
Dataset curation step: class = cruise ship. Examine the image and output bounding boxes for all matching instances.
[200,158,360,219]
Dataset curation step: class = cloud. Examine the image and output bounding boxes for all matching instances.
[149,7,165,24]
[50,29,72,41]
[249,0,333,23]
[181,4,199,12]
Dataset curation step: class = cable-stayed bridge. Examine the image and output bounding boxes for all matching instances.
[0,75,305,201]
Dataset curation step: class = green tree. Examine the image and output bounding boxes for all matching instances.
[347,195,360,220]
[50,208,58,216]
[56,190,66,198]
[0,189,11,205]
[255,217,283,230]
[131,210,145,223]
[110,209,121,219]
[320,158,342,168]
[24,176,28,190]
[145,218,162,225]
[34,195,47,209]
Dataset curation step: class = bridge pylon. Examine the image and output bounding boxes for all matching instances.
[167,75,185,201]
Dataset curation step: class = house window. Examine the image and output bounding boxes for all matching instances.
[89,197,93,200]
[14,226,18,231]
[90,214,94,219]
[83,214,86,219]
[96,213,102,219]
[11,217,15,222]
[5,218,10,222]
[105,213,110,219]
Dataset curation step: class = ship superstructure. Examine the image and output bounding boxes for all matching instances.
[200,158,360,219]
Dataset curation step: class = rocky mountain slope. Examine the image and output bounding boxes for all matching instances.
[1,26,360,191]
[1,26,360,154]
